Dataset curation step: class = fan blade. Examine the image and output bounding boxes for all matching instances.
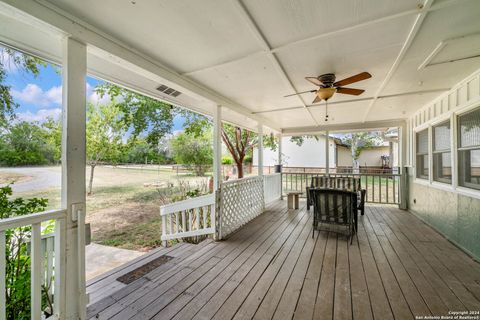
[312,95,322,104]
[333,72,371,87]
[336,87,365,95]
[305,77,323,86]
[284,89,316,98]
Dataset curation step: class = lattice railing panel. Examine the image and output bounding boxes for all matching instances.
[218,176,264,239]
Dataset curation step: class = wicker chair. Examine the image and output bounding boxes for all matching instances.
[306,176,366,215]
[310,188,357,243]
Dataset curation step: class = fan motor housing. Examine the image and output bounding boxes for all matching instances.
[318,73,336,87]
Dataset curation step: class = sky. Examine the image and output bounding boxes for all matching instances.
[4,51,185,133]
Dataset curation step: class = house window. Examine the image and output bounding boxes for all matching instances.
[416,129,429,179]
[458,106,480,190]
[432,121,451,183]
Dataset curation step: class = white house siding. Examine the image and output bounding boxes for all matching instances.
[408,68,480,260]
[253,136,336,168]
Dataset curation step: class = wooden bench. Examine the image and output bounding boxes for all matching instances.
[287,192,302,209]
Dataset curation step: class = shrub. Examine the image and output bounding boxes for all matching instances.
[0,185,49,319]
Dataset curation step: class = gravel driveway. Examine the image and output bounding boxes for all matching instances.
[0,166,61,193]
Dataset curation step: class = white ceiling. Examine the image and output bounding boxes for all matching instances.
[1,0,480,133]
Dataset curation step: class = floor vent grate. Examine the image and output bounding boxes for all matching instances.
[116,255,173,284]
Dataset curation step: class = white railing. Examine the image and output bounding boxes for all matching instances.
[217,176,264,240]
[0,209,67,320]
[160,173,283,243]
[160,194,216,244]
[264,173,282,204]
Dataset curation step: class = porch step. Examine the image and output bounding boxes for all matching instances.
[86,241,208,306]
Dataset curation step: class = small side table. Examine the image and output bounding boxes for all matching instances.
[287,192,302,209]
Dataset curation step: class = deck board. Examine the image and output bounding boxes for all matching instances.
[87,201,480,320]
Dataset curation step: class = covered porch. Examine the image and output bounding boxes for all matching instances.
[0,0,480,319]
[86,200,480,320]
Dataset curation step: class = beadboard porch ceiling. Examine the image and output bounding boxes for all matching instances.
[1,0,480,133]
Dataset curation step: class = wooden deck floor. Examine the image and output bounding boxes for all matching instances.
[86,200,480,320]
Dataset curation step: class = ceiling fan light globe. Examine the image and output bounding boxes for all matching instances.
[317,87,337,101]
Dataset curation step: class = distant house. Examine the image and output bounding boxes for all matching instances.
[253,135,398,168]
[336,144,398,168]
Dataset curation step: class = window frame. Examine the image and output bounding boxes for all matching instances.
[457,106,480,191]
[432,120,452,184]
[415,128,430,180]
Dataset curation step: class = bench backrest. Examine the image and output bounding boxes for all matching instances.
[310,176,361,192]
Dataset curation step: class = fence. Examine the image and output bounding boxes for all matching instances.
[282,172,401,204]
[0,209,67,320]
[160,194,216,245]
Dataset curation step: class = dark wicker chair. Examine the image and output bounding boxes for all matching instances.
[306,176,366,215]
[310,188,357,243]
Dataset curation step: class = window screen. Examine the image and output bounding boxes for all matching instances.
[458,107,480,189]
[416,129,429,179]
[433,121,451,183]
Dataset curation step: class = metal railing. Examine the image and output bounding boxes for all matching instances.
[282,172,401,204]
[0,209,67,320]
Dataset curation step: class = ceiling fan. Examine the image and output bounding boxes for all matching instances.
[285,72,372,103]
[284,72,371,121]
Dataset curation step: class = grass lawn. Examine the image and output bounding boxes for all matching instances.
[5,165,209,251]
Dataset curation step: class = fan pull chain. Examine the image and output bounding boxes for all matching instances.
[325,100,329,122]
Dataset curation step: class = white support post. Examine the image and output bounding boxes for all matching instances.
[62,37,87,319]
[399,123,408,210]
[213,105,222,191]
[213,105,222,240]
[325,130,330,175]
[277,134,282,167]
[277,134,283,200]
[258,124,264,176]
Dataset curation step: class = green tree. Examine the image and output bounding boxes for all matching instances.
[289,135,319,146]
[94,84,176,145]
[341,132,382,168]
[182,112,276,178]
[42,117,62,163]
[170,131,212,176]
[86,102,126,194]
[0,47,46,127]
[0,121,55,166]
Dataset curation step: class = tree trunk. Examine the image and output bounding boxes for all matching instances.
[88,164,96,195]
[236,161,244,179]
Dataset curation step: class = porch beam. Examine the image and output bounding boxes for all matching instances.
[362,0,434,122]
[282,119,406,135]
[230,0,319,126]
[183,0,464,75]
[61,37,87,319]
[0,0,281,132]
[251,88,449,115]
